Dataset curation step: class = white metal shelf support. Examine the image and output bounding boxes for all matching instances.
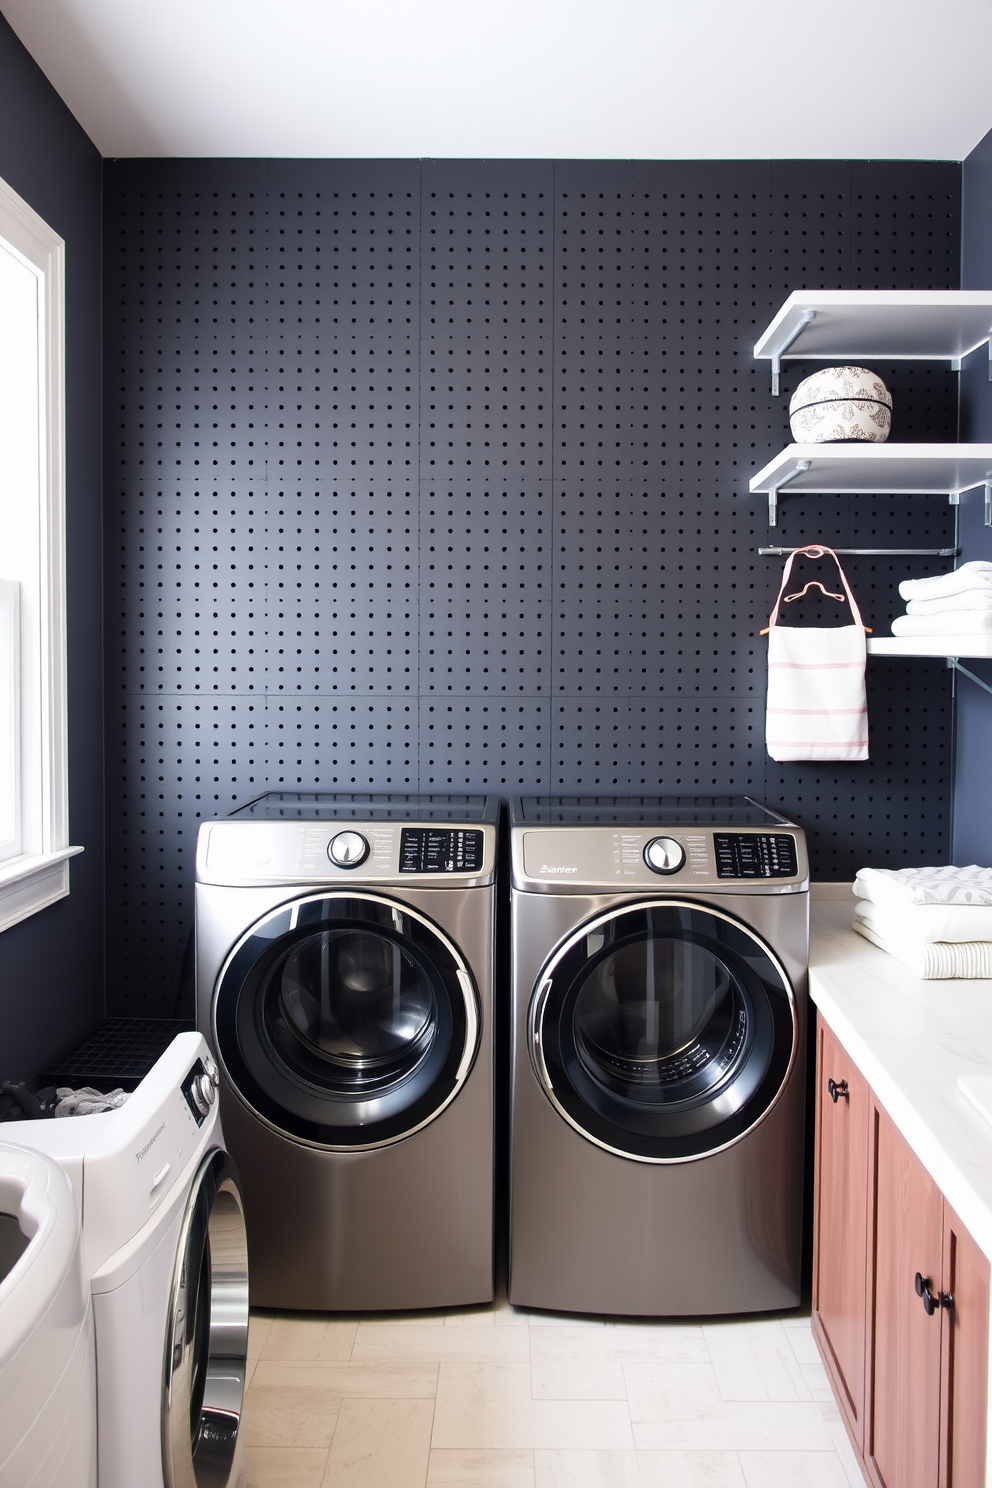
[948,657,992,698]
[770,309,817,396]
[767,460,810,526]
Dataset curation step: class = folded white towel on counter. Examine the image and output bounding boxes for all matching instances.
[905,590,992,616]
[891,611,992,636]
[899,561,992,602]
[854,864,992,907]
[852,918,992,979]
[853,897,992,943]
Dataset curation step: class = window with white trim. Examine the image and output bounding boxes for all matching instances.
[0,174,80,932]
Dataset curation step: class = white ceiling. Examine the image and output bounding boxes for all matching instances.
[3,0,992,161]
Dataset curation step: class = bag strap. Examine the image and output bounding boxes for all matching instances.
[767,545,865,631]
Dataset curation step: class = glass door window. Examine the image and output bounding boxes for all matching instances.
[214,893,478,1150]
[533,901,797,1162]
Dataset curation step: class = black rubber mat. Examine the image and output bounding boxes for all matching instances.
[38,1017,195,1093]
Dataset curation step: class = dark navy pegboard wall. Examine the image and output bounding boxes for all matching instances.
[104,158,960,1014]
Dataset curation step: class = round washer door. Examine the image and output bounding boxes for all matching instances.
[213,892,480,1150]
[162,1148,249,1488]
[531,899,798,1163]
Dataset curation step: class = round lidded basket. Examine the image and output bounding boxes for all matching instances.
[788,366,892,443]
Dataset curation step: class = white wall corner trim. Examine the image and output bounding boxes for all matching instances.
[0,173,81,933]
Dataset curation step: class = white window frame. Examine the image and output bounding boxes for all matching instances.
[0,173,81,932]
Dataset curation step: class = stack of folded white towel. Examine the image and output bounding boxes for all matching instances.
[890,560,992,637]
[853,865,992,978]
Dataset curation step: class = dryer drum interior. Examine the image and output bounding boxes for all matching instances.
[533,901,797,1163]
[162,1148,249,1488]
[213,893,479,1148]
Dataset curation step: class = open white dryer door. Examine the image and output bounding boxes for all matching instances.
[162,1148,248,1488]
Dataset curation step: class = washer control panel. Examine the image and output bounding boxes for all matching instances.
[400,828,485,874]
[198,818,496,885]
[714,833,798,880]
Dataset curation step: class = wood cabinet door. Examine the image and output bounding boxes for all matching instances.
[940,1203,990,1488]
[812,1012,871,1452]
[867,1105,944,1488]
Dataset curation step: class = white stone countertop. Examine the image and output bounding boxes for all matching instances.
[810,882,992,1262]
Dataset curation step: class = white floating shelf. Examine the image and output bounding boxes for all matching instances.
[749,443,992,524]
[754,291,992,392]
[869,637,992,658]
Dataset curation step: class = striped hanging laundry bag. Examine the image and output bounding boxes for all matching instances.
[765,544,869,762]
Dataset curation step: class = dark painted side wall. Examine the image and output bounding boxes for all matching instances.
[0,14,104,1078]
[955,126,992,867]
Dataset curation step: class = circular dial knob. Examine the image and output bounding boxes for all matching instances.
[191,1072,216,1116]
[327,830,370,869]
[643,836,686,875]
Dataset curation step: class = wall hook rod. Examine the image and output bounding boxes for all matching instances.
[758,546,961,558]
[947,658,992,699]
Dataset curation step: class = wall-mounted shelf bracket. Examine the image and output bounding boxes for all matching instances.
[948,657,992,699]
[758,546,961,558]
[768,460,811,527]
[770,310,817,395]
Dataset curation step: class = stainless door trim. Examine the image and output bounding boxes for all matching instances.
[527,898,799,1166]
[212,890,482,1152]
[162,1148,249,1488]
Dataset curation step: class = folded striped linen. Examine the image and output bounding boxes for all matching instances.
[854,865,992,907]
[899,561,992,602]
[853,917,992,978]
[853,896,992,943]
[891,611,992,635]
[905,591,992,616]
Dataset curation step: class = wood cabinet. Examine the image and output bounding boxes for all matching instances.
[813,1011,991,1488]
[813,1016,871,1452]
[867,1107,944,1488]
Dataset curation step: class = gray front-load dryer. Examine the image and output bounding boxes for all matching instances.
[196,792,498,1311]
[508,795,809,1317]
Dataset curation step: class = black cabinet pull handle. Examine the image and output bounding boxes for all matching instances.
[915,1272,941,1316]
[940,1292,955,1311]
[828,1078,849,1104]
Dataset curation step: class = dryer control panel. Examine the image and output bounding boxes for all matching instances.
[513,825,807,894]
[714,834,798,879]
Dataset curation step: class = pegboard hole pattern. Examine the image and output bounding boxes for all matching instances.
[104,159,959,1012]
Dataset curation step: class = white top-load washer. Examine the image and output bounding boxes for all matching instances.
[6,1032,249,1488]
[0,1142,96,1488]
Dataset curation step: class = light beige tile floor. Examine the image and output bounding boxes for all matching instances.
[242,1289,865,1488]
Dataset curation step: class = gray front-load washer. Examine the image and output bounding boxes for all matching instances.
[196,792,498,1311]
[508,795,809,1317]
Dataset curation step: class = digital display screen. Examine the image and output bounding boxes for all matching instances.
[713,834,799,879]
[399,828,485,873]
